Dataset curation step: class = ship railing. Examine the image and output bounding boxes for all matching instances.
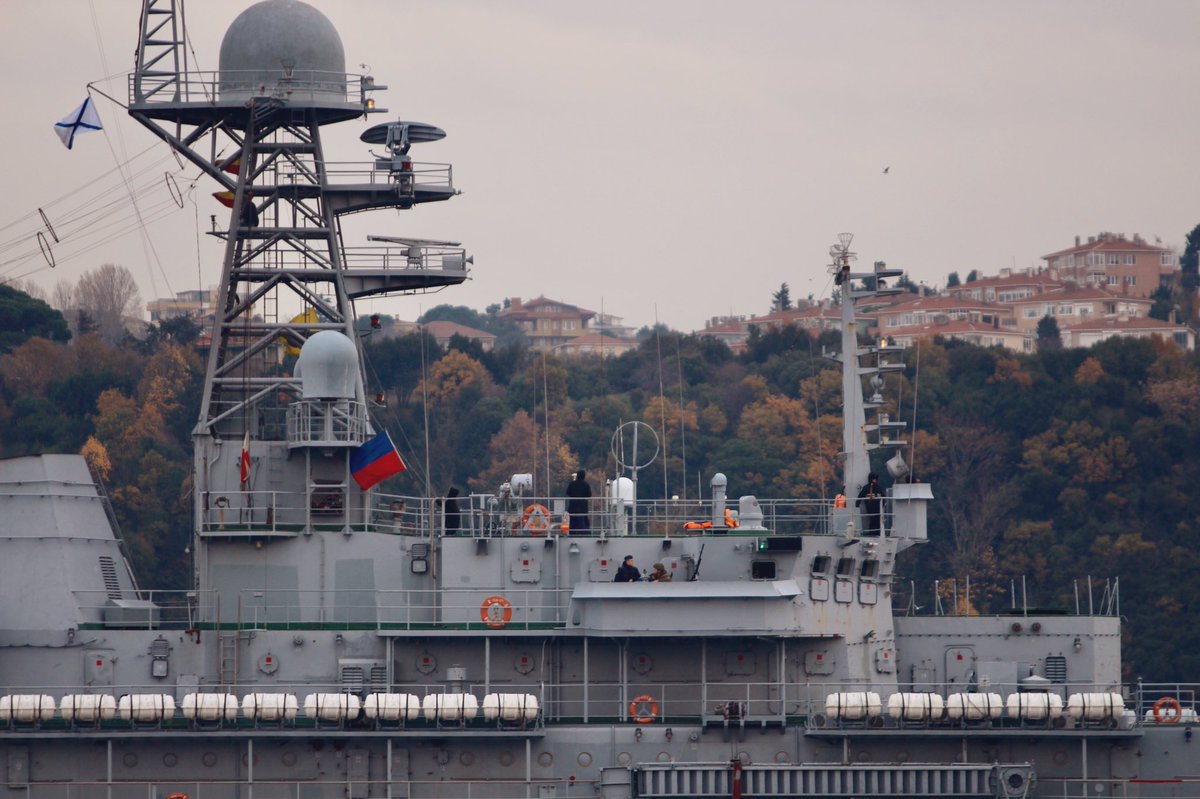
[71,589,217,629]
[285,398,369,445]
[1040,778,1200,799]
[1132,681,1200,726]
[2,678,1177,731]
[370,491,843,538]
[21,777,1200,799]
[222,587,576,630]
[195,489,857,538]
[342,243,470,272]
[129,69,370,105]
[12,777,599,799]
[316,160,454,190]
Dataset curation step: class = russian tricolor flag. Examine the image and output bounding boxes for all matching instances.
[350,431,406,490]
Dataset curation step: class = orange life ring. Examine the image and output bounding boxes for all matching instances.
[521,504,551,534]
[833,494,847,509]
[629,694,658,724]
[166,794,191,799]
[1153,696,1182,723]
[480,596,513,629]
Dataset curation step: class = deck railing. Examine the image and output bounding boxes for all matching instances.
[2,679,1195,732]
[197,488,871,538]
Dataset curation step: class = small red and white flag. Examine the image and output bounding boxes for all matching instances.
[239,431,251,487]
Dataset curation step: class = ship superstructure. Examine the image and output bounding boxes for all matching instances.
[0,2,1195,798]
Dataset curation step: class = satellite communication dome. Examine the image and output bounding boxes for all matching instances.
[218,0,347,102]
[295,331,358,400]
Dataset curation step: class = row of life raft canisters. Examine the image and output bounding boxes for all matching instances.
[0,692,539,724]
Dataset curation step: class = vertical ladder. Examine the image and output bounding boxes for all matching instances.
[218,632,238,688]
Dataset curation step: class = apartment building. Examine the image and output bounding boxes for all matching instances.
[553,333,639,357]
[1007,287,1152,334]
[146,288,217,322]
[944,271,1064,303]
[1065,316,1194,351]
[496,296,596,352]
[876,295,1014,332]
[886,319,1031,353]
[1041,232,1177,298]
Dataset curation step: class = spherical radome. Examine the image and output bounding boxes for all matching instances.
[295,331,358,400]
[219,0,346,101]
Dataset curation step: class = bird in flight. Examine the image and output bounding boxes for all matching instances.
[882,166,890,174]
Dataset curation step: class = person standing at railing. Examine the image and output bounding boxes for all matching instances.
[855,472,883,536]
[566,469,592,535]
[443,486,462,535]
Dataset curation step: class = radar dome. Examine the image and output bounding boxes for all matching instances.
[219,0,346,102]
[295,331,358,400]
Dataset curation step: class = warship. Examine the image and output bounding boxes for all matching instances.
[0,1,1195,797]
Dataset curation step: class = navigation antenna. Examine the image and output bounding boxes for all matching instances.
[611,421,659,535]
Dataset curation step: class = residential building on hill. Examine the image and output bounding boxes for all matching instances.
[1007,287,1152,334]
[944,270,1065,303]
[876,295,1014,332]
[553,333,639,357]
[1041,232,1177,298]
[496,296,596,351]
[420,320,496,352]
[1064,316,1194,351]
[696,316,751,353]
[885,319,1031,353]
[694,305,857,354]
[147,288,216,322]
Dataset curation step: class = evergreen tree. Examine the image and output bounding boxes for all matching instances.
[1036,315,1062,351]
[1181,224,1200,318]
[946,271,961,288]
[771,283,792,312]
[0,285,70,353]
[965,270,979,283]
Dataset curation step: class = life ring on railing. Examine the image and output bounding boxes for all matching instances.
[480,595,513,629]
[629,695,659,724]
[833,494,847,509]
[520,504,551,534]
[1152,696,1182,723]
[214,496,229,509]
[165,794,191,799]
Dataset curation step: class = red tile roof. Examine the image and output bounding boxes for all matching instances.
[1043,235,1171,259]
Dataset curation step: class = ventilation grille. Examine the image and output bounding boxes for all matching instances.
[1044,655,1067,683]
[98,556,122,600]
[341,666,365,692]
[339,659,388,692]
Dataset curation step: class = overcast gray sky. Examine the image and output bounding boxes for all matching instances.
[2,0,1198,332]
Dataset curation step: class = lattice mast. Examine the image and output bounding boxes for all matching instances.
[128,0,467,573]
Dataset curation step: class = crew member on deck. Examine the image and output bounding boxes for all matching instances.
[443,486,462,535]
[856,472,883,536]
[566,469,592,535]
[614,555,641,582]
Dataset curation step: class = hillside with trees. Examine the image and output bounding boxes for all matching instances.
[2,287,1199,680]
